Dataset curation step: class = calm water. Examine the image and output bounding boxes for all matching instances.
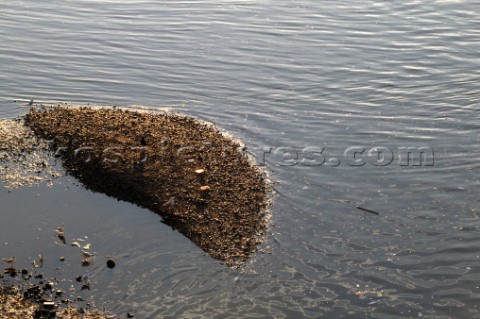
[1,1,480,318]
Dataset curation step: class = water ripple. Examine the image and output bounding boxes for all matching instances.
[1,0,480,318]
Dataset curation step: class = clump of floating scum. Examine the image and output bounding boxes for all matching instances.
[25,104,271,267]
[1,285,114,319]
[0,117,62,189]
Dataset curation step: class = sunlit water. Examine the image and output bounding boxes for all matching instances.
[1,1,480,318]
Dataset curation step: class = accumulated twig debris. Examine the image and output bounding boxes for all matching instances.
[25,106,270,266]
[0,285,113,319]
[0,118,62,189]
[1,232,117,319]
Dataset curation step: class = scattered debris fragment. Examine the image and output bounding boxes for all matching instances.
[80,271,91,290]
[81,251,92,264]
[106,259,115,269]
[2,256,16,268]
[32,255,44,269]
[56,224,65,237]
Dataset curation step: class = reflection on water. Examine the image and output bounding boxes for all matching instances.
[1,0,480,318]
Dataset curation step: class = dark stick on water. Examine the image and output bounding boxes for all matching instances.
[356,206,380,215]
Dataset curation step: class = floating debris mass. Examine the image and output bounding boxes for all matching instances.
[0,285,113,319]
[25,106,270,266]
[0,118,62,188]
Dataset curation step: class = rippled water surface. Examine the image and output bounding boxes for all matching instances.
[1,1,480,318]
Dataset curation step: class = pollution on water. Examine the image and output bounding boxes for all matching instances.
[1,104,271,318]
[24,105,271,266]
[1,224,120,319]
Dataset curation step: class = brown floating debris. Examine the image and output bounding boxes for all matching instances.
[81,250,92,264]
[4,268,16,277]
[55,224,65,237]
[1,285,114,319]
[25,106,270,267]
[0,118,62,189]
[2,256,16,268]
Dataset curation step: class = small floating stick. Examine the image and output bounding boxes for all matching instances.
[356,206,380,215]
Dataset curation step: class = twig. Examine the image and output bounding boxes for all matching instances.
[356,206,380,215]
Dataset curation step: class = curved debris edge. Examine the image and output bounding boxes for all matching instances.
[24,104,272,267]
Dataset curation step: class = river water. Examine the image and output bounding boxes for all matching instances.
[1,1,480,318]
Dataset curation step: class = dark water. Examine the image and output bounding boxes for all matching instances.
[1,1,480,318]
